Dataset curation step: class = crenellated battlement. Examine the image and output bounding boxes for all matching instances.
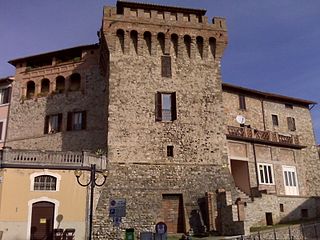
[101,1,227,60]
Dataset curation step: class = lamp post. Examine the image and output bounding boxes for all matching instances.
[74,164,108,240]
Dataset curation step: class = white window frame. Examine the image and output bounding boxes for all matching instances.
[0,119,6,142]
[0,86,10,106]
[258,163,275,185]
[30,170,61,192]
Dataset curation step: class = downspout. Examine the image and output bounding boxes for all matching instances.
[261,100,266,131]
[252,143,260,197]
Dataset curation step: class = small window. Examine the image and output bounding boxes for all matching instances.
[0,121,4,141]
[155,92,177,122]
[44,114,62,134]
[301,209,309,218]
[167,146,174,157]
[0,88,10,104]
[239,95,246,110]
[280,204,284,212]
[34,175,57,191]
[69,73,81,91]
[285,103,293,109]
[258,163,274,185]
[161,55,172,78]
[287,117,296,131]
[67,111,86,131]
[272,115,279,127]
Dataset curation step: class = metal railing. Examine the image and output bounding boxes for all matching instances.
[238,222,320,240]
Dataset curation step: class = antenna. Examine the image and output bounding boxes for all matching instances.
[236,115,246,124]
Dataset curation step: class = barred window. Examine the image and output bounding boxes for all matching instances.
[34,175,57,191]
[258,163,274,185]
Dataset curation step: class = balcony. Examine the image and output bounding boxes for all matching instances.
[226,126,304,149]
[0,148,106,169]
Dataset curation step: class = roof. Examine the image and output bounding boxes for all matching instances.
[8,44,99,66]
[0,76,14,85]
[116,0,207,16]
[222,82,316,106]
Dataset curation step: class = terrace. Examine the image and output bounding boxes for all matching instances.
[226,126,304,149]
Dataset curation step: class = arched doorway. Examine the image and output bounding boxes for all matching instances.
[30,201,54,240]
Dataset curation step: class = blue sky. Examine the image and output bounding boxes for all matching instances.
[0,0,319,143]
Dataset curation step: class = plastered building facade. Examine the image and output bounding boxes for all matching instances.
[0,1,319,239]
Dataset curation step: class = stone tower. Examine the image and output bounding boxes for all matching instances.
[95,1,235,237]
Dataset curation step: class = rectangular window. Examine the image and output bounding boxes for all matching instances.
[0,121,3,141]
[285,103,293,109]
[272,114,279,127]
[287,117,296,131]
[155,92,177,122]
[161,55,172,78]
[0,88,10,105]
[44,114,62,134]
[167,146,174,157]
[239,95,246,110]
[258,163,274,184]
[67,111,86,131]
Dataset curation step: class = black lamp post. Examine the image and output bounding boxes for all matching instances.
[75,164,108,240]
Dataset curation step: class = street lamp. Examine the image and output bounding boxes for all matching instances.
[74,164,108,240]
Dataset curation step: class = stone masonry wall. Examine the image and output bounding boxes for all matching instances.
[93,3,237,237]
[223,90,319,196]
[6,48,107,152]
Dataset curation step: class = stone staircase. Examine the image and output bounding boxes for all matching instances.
[235,187,252,203]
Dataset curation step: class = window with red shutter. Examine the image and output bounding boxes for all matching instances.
[155,92,177,122]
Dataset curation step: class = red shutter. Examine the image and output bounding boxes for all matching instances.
[81,111,87,130]
[58,114,63,132]
[67,112,73,131]
[44,116,49,134]
[171,92,177,121]
[155,92,162,121]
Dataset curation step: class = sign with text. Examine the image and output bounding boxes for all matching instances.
[109,198,126,218]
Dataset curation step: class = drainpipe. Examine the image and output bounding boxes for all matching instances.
[252,143,260,196]
[261,100,266,131]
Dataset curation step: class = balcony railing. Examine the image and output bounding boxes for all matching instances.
[227,126,302,147]
[0,148,106,169]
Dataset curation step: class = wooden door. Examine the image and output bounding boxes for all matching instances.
[162,194,185,233]
[30,201,54,240]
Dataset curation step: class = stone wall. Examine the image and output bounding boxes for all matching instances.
[223,90,319,197]
[6,47,107,152]
[93,2,237,237]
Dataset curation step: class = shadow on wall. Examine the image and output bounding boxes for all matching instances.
[38,47,108,152]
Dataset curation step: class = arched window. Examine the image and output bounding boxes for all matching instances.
[184,35,191,58]
[209,37,216,58]
[69,73,81,91]
[144,31,152,55]
[157,32,165,55]
[55,76,65,93]
[34,175,57,191]
[196,36,204,59]
[26,81,35,99]
[130,30,138,54]
[116,29,125,53]
[40,78,50,94]
[171,34,178,57]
